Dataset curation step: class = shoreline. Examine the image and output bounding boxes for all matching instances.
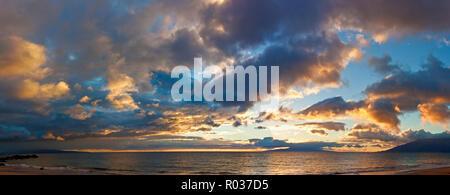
[0,163,449,175]
[0,163,113,175]
[355,167,450,175]
[350,165,450,175]
[400,167,450,175]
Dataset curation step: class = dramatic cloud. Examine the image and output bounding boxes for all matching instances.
[417,103,449,128]
[297,97,400,130]
[347,123,399,142]
[329,0,450,42]
[365,56,449,128]
[0,36,47,78]
[367,54,400,74]
[106,68,140,111]
[296,56,449,130]
[199,0,366,93]
[365,56,449,108]
[0,35,71,107]
[15,79,70,100]
[245,33,363,92]
[0,0,449,152]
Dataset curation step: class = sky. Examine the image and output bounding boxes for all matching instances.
[0,0,449,153]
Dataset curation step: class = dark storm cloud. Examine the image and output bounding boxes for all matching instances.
[310,130,328,136]
[199,0,329,53]
[0,125,33,142]
[299,97,363,117]
[1,0,449,88]
[297,55,449,129]
[244,33,359,92]
[365,56,450,111]
[199,0,450,91]
[367,54,400,74]
[296,121,346,132]
[329,0,450,37]
[201,0,450,51]
[365,56,449,127]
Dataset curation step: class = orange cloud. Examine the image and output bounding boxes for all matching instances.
[16,79,70,100]
[0,36,70,101]
[42,133,65,142]
[418,103,449,129]
[79,96,91,103]
[297,97,400,130]
[0,36,47,78]
[106,67,139,110]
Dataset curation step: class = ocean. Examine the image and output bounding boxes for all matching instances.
[4,152,450,175]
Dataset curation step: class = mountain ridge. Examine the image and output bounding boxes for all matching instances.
[384,138,450,153]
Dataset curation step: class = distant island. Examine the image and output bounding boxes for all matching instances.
[384,138,450,153]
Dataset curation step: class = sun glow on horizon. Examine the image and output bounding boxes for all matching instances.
[64,147,290,153]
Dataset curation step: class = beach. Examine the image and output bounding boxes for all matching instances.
[357,167,450,175]
[402,168,450,175]
[0,163,449,175]
[0,164,111,175]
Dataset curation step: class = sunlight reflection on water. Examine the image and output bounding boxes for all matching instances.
[6,152,450,175]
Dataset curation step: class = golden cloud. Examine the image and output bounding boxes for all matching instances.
[79,96,91,103]
[16,79,70,100]
[0,36,70,101]
[418,103,449,129]
[0,36,47,78]
[42,132,65,142]
[106,67,139,110]
[296,97,400,131]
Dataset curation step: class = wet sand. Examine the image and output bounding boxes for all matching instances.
[355,167,450,175]
[402,167,450,175]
